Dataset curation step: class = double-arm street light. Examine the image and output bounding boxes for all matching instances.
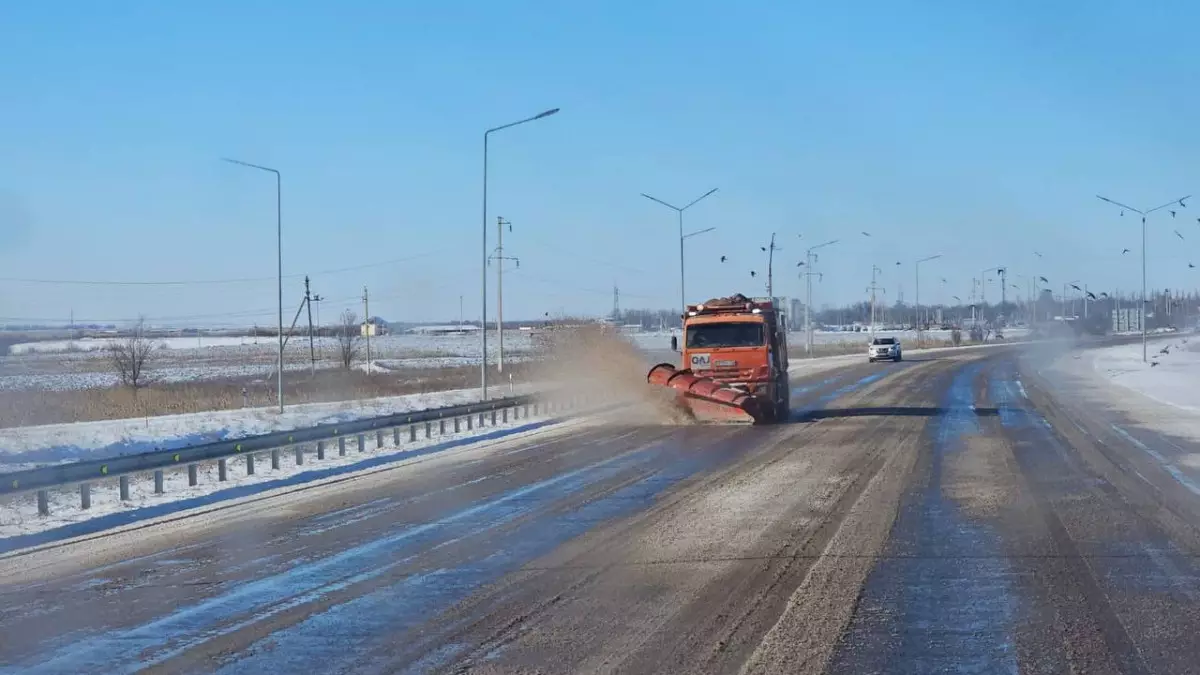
[803,239,838,354]
[641,188,719,316]
[480,107,560,399]
[1097,194,1190,363]
[221,157,284,413]
[914,254,942,344]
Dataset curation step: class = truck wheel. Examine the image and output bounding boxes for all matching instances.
[775,398,790,422]
[895,354,902,362]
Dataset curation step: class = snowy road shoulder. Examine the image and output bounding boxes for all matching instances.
[0,406,581,553]
[1046,335,1200,444]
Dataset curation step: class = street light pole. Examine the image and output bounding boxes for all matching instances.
[1097,194,1189,363]
[641,188,719,316]
[480,107,560,400]
[222,157,283,413]
[803,239,838,355]
[914,254,942,345]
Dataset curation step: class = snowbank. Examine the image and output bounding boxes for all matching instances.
[1086,337,1200,414]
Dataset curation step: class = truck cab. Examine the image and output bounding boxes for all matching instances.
[681,295,790,420]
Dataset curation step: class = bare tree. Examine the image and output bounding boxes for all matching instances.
[338,309,362,369]
[108,317,159,389]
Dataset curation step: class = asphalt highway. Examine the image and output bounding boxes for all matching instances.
[4,345,1200,673]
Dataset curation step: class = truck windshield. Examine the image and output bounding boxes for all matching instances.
[687,322,764,348]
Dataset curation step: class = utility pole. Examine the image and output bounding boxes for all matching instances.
[765,233,778,299]
[612,284,621,321]
[868,265,884,335]
[999,267,1007,324]
[459,295,464,331]
[304,276,316,376]
[803,239,838,354]
[490,217,519,373]
[362,286,372,375]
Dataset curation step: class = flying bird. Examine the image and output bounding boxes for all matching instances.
[861,231,871,237]
[895,261,902,266]
[1086,291,1097,300]
[1039,276,1049,283]
[1034,251,1043,258]
[796,261,805,267]
[1176,230,1185,240]
[1171,210,1178,218]
[1122,248,1131,254]
[1100,292,1110,298]
[750,270,757,277]
[760,246,767,252]
[1070,283,1082,291]
[720,255,727,263]
[1191,263,1196,269]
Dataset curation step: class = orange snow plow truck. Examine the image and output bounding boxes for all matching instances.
[647,293,789,424]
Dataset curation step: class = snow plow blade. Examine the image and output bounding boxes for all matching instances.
[646,363,767,424]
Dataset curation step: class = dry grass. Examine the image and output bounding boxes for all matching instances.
[0,363,538,429]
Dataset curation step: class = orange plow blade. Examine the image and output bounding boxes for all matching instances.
[646,363,766,424]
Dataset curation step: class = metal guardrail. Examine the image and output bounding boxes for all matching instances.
[0,393,584,516]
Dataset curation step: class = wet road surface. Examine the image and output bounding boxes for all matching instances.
[4,348,1200,673]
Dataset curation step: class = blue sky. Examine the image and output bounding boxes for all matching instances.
[2,1,1199,326]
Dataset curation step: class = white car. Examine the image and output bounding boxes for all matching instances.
[868,337,902,363]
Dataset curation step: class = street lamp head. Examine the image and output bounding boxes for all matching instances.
[535,108,560,119]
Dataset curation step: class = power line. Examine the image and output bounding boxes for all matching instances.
[0,250,444,287]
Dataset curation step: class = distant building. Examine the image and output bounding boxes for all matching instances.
[361,318,389,337]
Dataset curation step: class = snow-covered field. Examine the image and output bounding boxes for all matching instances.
[0,332,540,392]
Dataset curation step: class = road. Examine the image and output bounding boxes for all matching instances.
[4,346,1200,673]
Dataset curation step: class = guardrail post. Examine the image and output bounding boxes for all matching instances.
[409,425,417,442]
[295,446,304,466]
[271,449,281,470]
[247,454,255,475]
[533,402,539,416]
[338,436,347,456]
[377,430,385,449]
[467,415,473,431]
[439,419,446,435]
[37,490,49,516]
[357,433,366,452]
[218,459,228,481]
[119,475,131,501]
[393,427,401,446]
[425,422,432,439]
[317,441,325,460]
[502,407,509,423]
[188,464,198,486]
[154,470,165,493]
[80,483,91,510]
[479,412,487,428]
[454,417,461,433]
[491,409,498,425]
[523,404,530,418]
